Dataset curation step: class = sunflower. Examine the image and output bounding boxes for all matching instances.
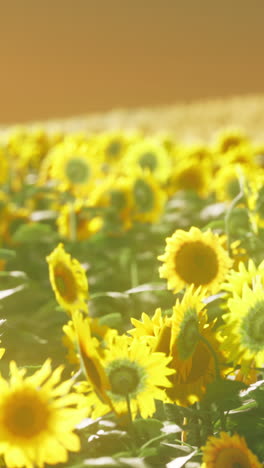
[214,164,246,202]
[0,359,87,468]
[129,308,167,339]
[247,174,264,230]
[49,138,102,198]
[159,226,232,295]
[91,174,134,231]
[165,325,226,407]
[122,137,172,183]
[213,129,249,154]
[219,280,264,370]
[72,311,113,405]
[169,286,208,379]
[201,431,262,468]
[130,169,167,223]
[92,130,136,170]
[46,243,88,314]
[221,259,264,298]
[56,199,103,241]
[63,315,117,365]
[88,334,174,420]
[166,155,213,198]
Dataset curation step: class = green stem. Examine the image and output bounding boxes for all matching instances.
[69,202,77,242]
[224,186,244,255]
[198,334,226,431]
[126,394,133,425]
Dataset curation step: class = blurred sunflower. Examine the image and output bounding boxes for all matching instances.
[56,199,103,241]
[166,155,213,198]
[122,137,172,183]
[159,226,232,295]
[0,359,87,468]
[49,138,102,198]
[0,147,9,186]
[46,243,88,314]
[213,128,249,154]
[92,174,134,231]
[93,130,136,170]
[130,169,167,223]
[247,174,264,230]
[214,164,246,202]
[201,431,262,468]
[220,280,264,371]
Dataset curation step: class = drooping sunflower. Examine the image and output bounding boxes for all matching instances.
[46,243,88,314]
[122,137,172,183]
[159,226,232,295]
[72,311,112,405]
[165,325,226,407]
[169,286,208,380]
[219,280,264,371]
[0,359,87,468]
[63,314,117,366]
[201,431,262,468]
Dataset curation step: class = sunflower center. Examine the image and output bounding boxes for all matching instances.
[108,360,144,397]
[65,157,90,184]
[133,179,154,212]
[3,389,50,439]
[106,141,122,158]
[177,168,203,192]
[54,263,78,303]
[215,447,250,468]
[139,152,157,172]
[176,310,200,360]
[241,300,264,351]
[175,241,218,287]
[111,190,126,211]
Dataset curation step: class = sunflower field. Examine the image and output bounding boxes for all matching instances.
[0,120,263,468]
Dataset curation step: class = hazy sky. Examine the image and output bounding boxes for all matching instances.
[1,1,264,123]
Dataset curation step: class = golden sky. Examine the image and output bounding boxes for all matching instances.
[1,1,263,123]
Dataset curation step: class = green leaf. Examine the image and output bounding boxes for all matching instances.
[12,223,56,243]
[0,248,16,260]
[166,450,197,468]
[99,313,123,330]
[205,379,247,410]
[133,418,163,443]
